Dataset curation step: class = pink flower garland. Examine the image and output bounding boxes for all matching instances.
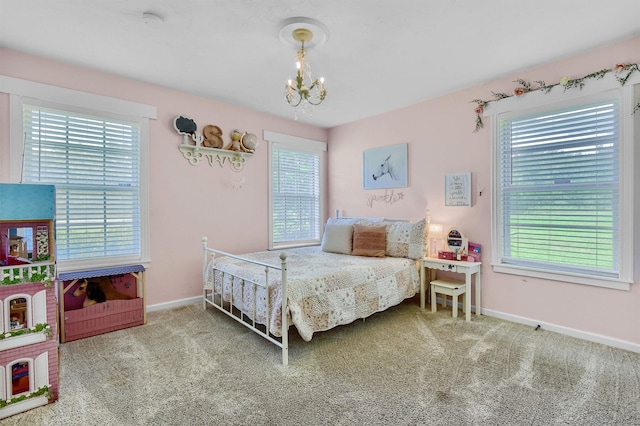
[471,63,640,132]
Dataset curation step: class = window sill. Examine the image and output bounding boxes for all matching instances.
[0,332,46,351]
[492,264,631,290]
[0,396,48,420]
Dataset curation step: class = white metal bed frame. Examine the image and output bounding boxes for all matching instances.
[202,237,290,365]
[202,211,429,366]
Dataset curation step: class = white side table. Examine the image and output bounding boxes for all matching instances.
[420,257,482,322]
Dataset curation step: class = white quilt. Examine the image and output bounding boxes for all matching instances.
[204,246,420,341]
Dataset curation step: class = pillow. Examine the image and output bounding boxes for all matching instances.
[351,224,387,257]
[320,224,354,255]
[385,219,426,259]
[327,217,384,226]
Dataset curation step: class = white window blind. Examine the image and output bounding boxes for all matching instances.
[271,146,321,246]
[22,104,142,263]
[497,99,620,278]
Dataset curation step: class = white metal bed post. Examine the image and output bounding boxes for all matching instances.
[202,236,209,310]
[280,251,288,366]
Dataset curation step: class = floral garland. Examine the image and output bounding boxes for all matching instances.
[0,323,53,341]
[471,63,640,132]
[0,385,53,409]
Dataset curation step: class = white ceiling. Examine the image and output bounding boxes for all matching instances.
[1,1,639,128]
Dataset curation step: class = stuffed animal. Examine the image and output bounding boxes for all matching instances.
[73,276,134,308]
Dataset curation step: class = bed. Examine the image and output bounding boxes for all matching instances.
[202,213,428,365]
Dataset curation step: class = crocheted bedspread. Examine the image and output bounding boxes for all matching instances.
[204,246,420,341]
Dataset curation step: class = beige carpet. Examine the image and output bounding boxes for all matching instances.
[6,298,640,425]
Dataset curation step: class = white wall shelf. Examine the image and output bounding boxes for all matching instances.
[179,144,252,171]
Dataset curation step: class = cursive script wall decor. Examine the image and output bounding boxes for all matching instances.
[366,189,405,208]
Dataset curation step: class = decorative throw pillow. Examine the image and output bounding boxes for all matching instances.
[351,224,387,257]
[385,219,426,259]
[320,224,354,255]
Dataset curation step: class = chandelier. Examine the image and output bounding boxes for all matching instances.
[284,28,326,109]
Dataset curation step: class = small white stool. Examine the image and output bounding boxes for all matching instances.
[430,279,466,318]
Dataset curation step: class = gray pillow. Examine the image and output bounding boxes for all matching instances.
[320,224,354,254]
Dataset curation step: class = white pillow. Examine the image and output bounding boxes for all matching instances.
[320,224,354,255]
[327,217,384,226]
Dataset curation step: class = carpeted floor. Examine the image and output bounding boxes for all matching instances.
[6,298,640,425]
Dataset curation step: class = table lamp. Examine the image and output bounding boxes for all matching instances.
[428,223,444,257]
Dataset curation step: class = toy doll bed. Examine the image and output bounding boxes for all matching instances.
[202,214,428,365]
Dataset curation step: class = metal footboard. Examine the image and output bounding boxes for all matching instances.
[202,237,289,365]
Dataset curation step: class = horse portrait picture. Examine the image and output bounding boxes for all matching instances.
[363,143,408,189]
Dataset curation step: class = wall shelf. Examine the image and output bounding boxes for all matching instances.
[179,144,252,171]
[173,116,256,172]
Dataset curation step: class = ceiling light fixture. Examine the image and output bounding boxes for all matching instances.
[279,18,328,119]
[285,28,326,109]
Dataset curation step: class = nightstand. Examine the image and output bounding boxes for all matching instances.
[420,257,482,321]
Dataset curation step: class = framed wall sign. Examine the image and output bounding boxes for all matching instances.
[363,143,408,190]
[445,172,471,206]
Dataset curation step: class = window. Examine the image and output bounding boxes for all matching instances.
[5,77,155,271]
[22,104,142,266]
[492,86,635,289]
[1,291,47,334]
[0,354,49,400]
[10,361,31,396]
[266,131,326,249]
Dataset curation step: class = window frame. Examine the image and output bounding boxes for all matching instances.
[265,130,326,250]
[487,74,637,290]
[1,353,49,400]
[3,76,155,272]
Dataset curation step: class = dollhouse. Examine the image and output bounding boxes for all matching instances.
[0,183,58,419]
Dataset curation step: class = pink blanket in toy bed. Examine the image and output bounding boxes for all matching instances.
[204,246,420,341]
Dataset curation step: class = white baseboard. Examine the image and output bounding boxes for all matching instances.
[482,307,640,354]
[151,295,640,354]
[147,296,201,312]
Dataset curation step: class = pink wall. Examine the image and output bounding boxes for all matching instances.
[2,36,639,348]
[328,35,640,346]
[0,48,327,307]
